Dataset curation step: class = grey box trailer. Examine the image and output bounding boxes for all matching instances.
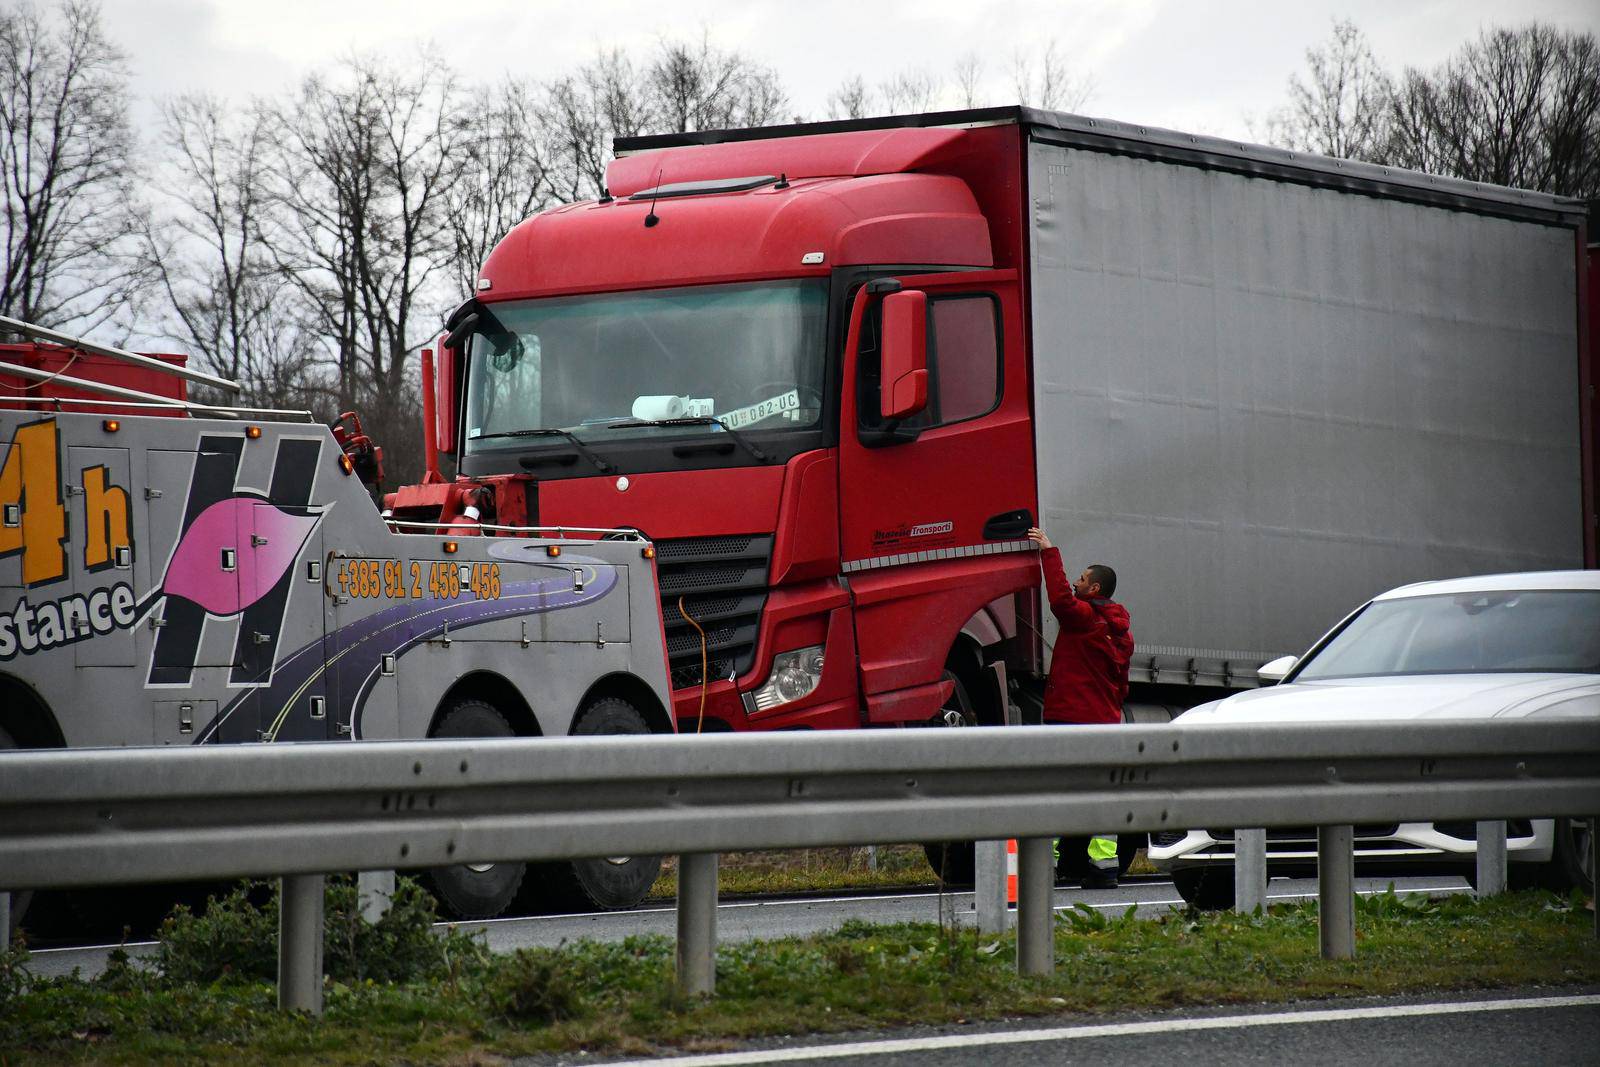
[1017,110,1591,690]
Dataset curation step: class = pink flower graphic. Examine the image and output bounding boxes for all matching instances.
[161,497,320,616]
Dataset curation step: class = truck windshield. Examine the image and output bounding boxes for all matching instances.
[1295,590,1600,680]
[463,279,827,456]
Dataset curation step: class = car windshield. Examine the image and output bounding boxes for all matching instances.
[1295,589,1600,680]
[462,279,828,455]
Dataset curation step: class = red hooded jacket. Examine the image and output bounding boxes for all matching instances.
[1039,546,1133,724]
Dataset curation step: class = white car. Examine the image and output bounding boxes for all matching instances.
[1148,570,1599,909]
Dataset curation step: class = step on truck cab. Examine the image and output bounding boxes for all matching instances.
[0,321,675,923]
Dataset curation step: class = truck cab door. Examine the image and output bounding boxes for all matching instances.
[837,270,1038,714]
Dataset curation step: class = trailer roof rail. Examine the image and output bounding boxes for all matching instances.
[614,104,1586,227]
[0,313,243,394]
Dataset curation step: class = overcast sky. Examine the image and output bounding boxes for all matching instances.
[100,0,1600,142]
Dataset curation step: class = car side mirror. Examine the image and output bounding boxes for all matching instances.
[879,290,928,421]
[1256,654,1298,685]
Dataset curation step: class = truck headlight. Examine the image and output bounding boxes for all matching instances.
[745,645,825,711]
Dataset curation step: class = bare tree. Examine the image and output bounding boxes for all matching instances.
[878,69,940,114]
[1254,19,1392,160]
[1384,24,1600,197]
[647,35,787,132]
[539,39,789,203]
[827,75,873,120]
[1011,39,1090,111]
[446,78,548,295]
[267,56,463,436]
[141,95,316,407]
[0,0,144,330]
[953,53,984,109]
[541,51,634,203]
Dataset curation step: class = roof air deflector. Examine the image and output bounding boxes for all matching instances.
[627,174,779,200]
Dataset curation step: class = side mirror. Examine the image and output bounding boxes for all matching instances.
[1256,654,1298,685]
[879,290,928,421]
[435,337,457,456]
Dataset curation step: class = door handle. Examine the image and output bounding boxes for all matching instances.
[982,508,1034,541]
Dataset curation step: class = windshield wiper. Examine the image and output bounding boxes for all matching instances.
[472,427,613,474]
[605,416,768,463]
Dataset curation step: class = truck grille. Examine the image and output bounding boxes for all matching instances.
[655,534,772,689]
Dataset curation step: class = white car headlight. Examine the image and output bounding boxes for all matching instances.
[745,645,825,712]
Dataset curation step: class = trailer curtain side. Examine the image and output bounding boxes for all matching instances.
[1025,139,1584,683]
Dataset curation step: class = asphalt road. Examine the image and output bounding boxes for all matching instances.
[523,991,1600,1066]
[23,874,1471,980]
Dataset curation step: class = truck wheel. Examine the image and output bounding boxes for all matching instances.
[0,722,32,940]
[425,699,527,920]
[529,697,664,911]
[1541,817,1595,894]
[922,672,978,887]
[1172,866,1234,910]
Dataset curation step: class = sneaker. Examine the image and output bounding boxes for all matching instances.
[1081,868,1119,890]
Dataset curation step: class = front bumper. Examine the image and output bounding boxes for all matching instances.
[1147,818,1555,873]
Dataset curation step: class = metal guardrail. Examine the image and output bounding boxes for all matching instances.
[2,720,1597,1011]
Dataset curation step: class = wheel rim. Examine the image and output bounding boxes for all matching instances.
[465,862,495,874]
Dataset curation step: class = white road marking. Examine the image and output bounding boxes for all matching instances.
[592,994,1600,1066]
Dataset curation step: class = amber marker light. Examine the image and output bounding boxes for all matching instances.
[641,546,656,559]
[443,540,459,554]
[338,454,354,475]
[245,425,262,439]
[101,419,120,433]
[546,545,562,557]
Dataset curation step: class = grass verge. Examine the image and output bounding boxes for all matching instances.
[3,884,1595,1065]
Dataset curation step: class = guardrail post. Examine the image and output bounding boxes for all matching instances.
[358,870,395,922]
[1016,836,1054,976]
[975,839,1010,935]
[278,874,324,1013]
[1317,825,1355,960]
[676,852,717,997]
[1234,828,1267,913]
[0,891,10,945]
[1475,820,1507,897]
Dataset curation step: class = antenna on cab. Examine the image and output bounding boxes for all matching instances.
[644,169,664,228]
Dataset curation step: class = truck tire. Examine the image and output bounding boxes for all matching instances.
[1541,817,1595,894]
[529,696,664,911]
[1172,865,1234,910]
[0,722,32,940]
[425,699,527,919]
[922,672,978,887]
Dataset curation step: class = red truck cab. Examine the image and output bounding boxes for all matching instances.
[389,122,1043,733]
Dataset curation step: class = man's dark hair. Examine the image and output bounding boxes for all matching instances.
[1086,563,1117,599]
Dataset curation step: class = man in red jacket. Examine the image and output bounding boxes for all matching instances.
[1028,526,1133,888]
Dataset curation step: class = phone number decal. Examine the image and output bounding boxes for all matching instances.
[335,559,501,601]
